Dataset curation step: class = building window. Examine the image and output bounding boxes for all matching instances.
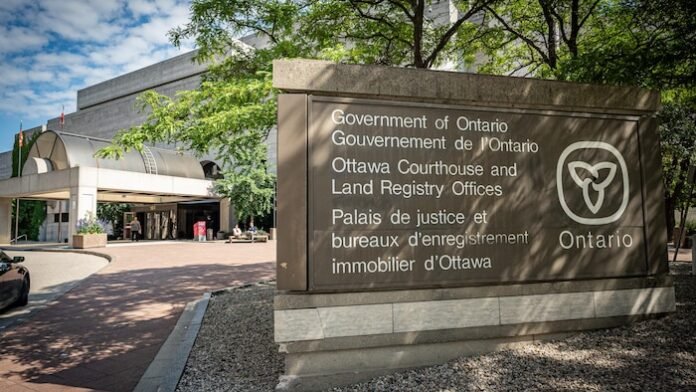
[61,213,69,222]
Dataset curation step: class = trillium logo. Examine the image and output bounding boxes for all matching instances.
[557,141,629,225]
[567,161,617,214]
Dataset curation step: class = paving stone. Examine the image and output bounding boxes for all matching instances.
[0,242,276,391]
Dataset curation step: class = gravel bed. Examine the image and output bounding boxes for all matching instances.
[176,282,283,392]
[178,264,695,391]
[334,262,696,392]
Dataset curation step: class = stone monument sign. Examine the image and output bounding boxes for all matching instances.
[273,60,673,391]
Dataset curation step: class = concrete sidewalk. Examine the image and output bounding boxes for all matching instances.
[0,241,276,392]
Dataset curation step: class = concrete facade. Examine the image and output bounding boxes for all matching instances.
[40,200,69,243]
[0,151,11,179]
[77,51,207,110]
[41,47,278,168]
[0,198,11,244]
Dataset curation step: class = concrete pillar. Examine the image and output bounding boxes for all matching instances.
[0,198,12,245]
[68,185,98,246]
[219,198,237,233]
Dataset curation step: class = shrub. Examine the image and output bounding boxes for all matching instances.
[686,220,696,235]
[76,212,107,234]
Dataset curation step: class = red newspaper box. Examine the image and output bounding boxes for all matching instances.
[194,221,207,241]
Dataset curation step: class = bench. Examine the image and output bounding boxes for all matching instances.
[248,234,268,243]
[228,234,269,243]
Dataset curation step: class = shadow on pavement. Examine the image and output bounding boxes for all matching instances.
[0,279,84,331]
[0,261,275,392]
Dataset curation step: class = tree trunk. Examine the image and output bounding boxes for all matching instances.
[665,196,676,241]
[666,158,694,241]
[413,0,426,68]
[539,1,558,69]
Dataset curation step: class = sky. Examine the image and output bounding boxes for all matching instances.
[0,0,194,152]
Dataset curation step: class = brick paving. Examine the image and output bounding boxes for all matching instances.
[0,241,276,392]
[669,246,693,263]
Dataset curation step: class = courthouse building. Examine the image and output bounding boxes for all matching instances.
[0,42,277,244]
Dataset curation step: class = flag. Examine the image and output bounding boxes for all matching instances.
[60,105,65,129]
[18,121,23,148]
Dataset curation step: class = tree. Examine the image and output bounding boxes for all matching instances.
[559,0,696,88]
[99,0,497,226]
[479,0,603,77]
[97,203,131,238]
[96,65,277,227]
[659,95,696,236]
[301,0,495,68]
[478,0,696,236]
[479,0,695,85]
[214,142,275,227]
[170,0,495,69]
[11,131,46,241]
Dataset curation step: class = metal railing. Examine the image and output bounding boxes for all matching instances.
[10,234,27,244]
[141,146,159,175]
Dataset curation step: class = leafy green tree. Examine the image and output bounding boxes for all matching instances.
[560,0,696,88]
[214,142,276,227]
[479,0,604,78]
[170,0,494,69]
[479,0,695,86]
[99,0,495,226]
[11,131,46,241]
[10,200,46,241]
[301,0,495,68]
[659,96,696,235]
[96,62,277,227]
[479,0,696,236]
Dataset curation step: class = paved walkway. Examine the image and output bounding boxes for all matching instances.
[0,241,276,392]
[668,246,693,263]
[0,251,109,331]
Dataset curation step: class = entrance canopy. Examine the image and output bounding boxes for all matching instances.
[25,130,205,179]
[0,130,219,244]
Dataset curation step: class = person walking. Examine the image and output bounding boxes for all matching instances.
[130,217,142,242]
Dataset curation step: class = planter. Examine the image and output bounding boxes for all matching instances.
[72,233,107,249]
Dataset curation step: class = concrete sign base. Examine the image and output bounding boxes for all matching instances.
[274,276,674,391]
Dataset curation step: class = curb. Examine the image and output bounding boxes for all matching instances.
[2,247,113,262]
[134,292,211,392]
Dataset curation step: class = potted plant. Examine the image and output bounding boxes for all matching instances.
[73,212,108,249]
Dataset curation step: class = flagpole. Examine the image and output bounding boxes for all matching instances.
[14,122,21,244]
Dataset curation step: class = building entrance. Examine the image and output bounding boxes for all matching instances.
[131,201,219,240]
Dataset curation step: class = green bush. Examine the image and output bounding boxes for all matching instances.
[686,220,696,235]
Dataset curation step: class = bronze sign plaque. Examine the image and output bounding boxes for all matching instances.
[280,95,663,291]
